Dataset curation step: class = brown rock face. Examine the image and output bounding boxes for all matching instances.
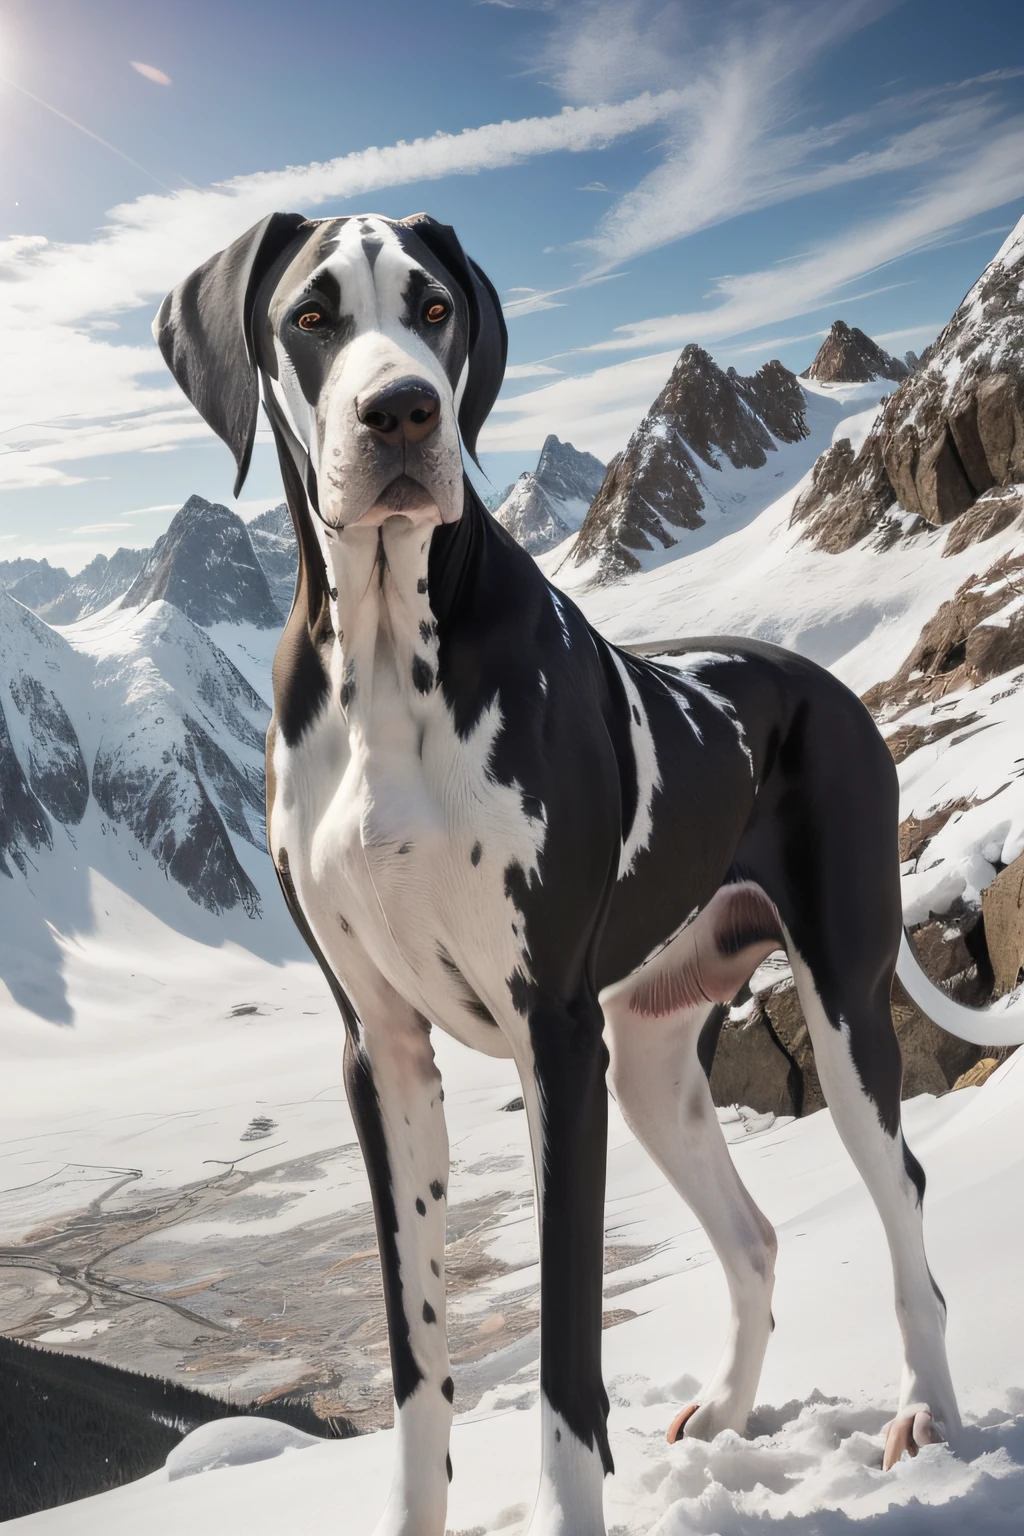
[708,1009,796,1117]
[573,346,807,580]
[801,320,909,384]
[793,221,1024,546]
[863,549,1024,721]
[981,851,1024,996]
[791,433,899,552]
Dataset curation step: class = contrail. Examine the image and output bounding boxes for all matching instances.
[0,74,175,193]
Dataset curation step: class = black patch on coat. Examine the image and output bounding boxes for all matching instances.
[344,1042,424,1408]
[430,1259,440,1277]
[412,656,434,694]
[417,577,428,594]
[419,620,434,646]
[470,841,482,866]
[441,1375,454,1403]
[416,1197,426,1216]
[446,1452,453,1483]
[429,1179,444,1201]
[422,1300,436,1324]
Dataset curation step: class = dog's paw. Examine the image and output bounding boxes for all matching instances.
[882,1404,944,1470]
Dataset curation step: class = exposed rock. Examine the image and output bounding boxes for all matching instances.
[952,1057,1001,1090]
[248,504,298,618]
[492,435,606,555]
[0,693,51,878]
[122,495,281,629]
[801,320,909,384]
[905,350,920,373]
[7,673,89,824]
[898,801,970,864]
[793,219,1024,544]
[574,347,807,579]
[791,433,898,553]
[942,484,1024,556]
[707,1007,796,1117]
[864,550,1024,721]
[981,850,1024,996]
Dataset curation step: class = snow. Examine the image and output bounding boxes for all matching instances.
[164,1418,319,1481]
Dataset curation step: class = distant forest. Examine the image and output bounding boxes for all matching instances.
[0,1335,356,1520]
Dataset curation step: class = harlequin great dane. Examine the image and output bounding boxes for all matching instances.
[154,211,970,1535]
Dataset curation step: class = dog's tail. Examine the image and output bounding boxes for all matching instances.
[896,932,1024,1047]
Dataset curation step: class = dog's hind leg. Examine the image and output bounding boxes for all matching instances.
[601,883,781,1443]
[787,945,961,1467]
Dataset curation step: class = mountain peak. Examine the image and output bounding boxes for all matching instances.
[801,321,909,384]
[121,496,281,629]
[571,349,808,579]
[492,436,606,555]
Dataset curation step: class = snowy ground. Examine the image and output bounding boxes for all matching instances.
[5,384,1024,1528]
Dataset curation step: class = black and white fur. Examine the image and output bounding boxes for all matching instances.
[154,210,1008,1535]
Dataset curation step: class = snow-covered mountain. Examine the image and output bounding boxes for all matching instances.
[566,348,829,581]
[0,591,270,926]
[122,495,281,629]
[247,503,298,618]
[491,434,606,554]
[801,320,910,384]
[0,547,146,624]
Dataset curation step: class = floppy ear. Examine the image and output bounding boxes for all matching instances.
[399,213,508,465]
[153,211,311,496]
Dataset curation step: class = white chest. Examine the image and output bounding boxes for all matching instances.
[269,527,545,1051]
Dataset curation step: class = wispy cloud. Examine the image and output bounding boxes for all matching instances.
[581,123,1024,352]
[0,91,683,491]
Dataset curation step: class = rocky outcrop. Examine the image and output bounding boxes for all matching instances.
[708,911,993,1116]
[573,347,808,579]
[801,321,909,384]
[492,436,606,555]
[863,548,1024,721]
[248,504,298,618]
[122,495,281,629]
[981,851,1024,996]
[793,219,1024,549]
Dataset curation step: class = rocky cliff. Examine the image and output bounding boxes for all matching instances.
[247,504,298,618]
[572,347,808,579]
[793,222,1024,551]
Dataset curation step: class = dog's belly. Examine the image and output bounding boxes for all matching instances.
[271,703,539,1057]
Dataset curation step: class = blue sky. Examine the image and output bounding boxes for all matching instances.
[1,0,1023,569]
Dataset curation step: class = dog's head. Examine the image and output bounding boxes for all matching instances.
[153,212,507,530]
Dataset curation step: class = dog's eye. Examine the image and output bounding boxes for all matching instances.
[296,310,323,331]
[425,301,449,325]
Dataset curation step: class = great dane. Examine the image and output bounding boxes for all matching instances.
[155,211,970,1534]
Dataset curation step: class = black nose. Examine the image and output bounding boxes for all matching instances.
[356,377,441,444]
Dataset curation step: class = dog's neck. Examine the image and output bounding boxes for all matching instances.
[315,512,441,726]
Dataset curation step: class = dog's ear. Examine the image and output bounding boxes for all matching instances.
[400,213,508,465]
[153,212,311,496]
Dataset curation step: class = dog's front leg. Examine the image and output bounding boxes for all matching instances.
[517,992,612,1536]
[343,970,453,1536]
